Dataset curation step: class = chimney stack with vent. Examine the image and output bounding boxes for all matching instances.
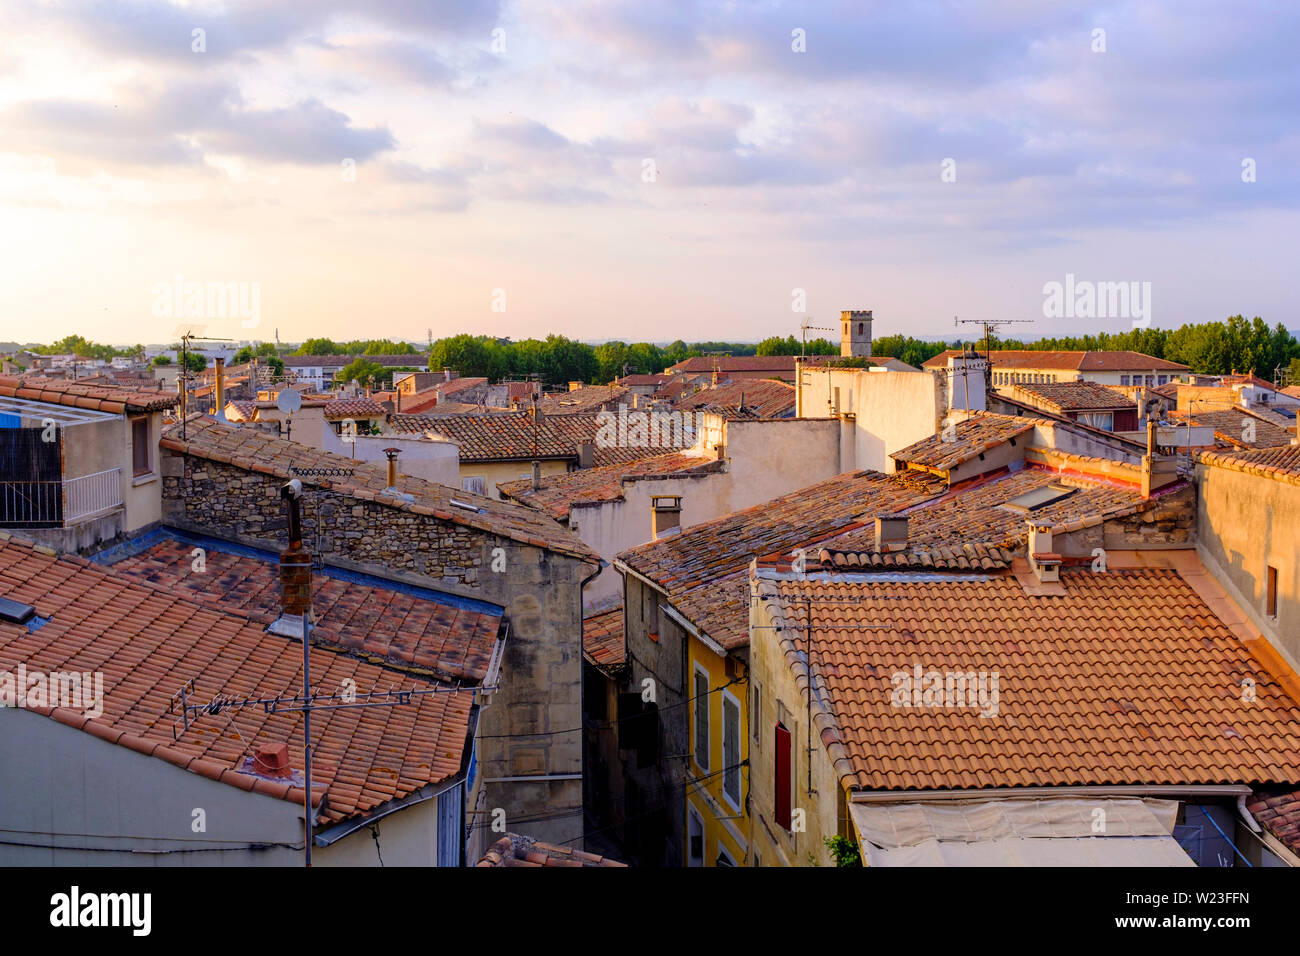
[213,357,227,421]
[383,447,400,492]
[651,495,683,539]
[273,479,312,637]
[1027,521,1062,584]
[875,514,908,552]
[532,460,542,490]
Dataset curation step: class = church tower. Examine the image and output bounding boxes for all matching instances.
[841,310,872,358]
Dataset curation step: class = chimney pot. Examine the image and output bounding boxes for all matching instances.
[532,460,542,490]
[253,742,293,778]
[383,447,400,490]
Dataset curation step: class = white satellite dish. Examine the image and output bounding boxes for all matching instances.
[276,388,303,414]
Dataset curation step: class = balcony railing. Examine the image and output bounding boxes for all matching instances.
[0,469,122,529]
[64,468,123,523]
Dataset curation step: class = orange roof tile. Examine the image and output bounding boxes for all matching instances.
[107,536,503,683]
[1009,380,1137,412]
[476,833,626,867]
[1198,443,1300,484]
[923,350,1189,372]
[757,567,1300,792]
[676,379,796,418]
[583,607,626,672]
[1173,407,1292,449]
[499,452,722,521]
[0,536,471,824]
[891,412,1039,472]
[0,374,178,414]
[1247,786,1300,857]
[323,397,387,420]
[536,385,629,416]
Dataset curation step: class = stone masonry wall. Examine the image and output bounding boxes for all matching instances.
[160,448,592,849]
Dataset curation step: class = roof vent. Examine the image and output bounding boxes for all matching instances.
[450,498,483,513]
[251,742,294,779]
[0,597,36,626]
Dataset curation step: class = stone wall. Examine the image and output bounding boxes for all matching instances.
[160,447,593,848]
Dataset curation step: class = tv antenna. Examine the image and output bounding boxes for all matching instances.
[953,317,1034,362]
[800,319,836,360]
[177,331,233,440]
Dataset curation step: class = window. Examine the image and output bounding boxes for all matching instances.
[1267,566,1278,618]
[687,807,705,866]
[774,722,792,830]
[1158,375,1168,385]
[131,417,151,477]
[722,691,741,811]
[461,476,487,495]
[1120,375,1130,386]
[751,682,761,750]
[716,843,737,867]
[693,666,710,773]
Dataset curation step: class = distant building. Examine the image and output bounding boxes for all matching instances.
[923,349,1190,388]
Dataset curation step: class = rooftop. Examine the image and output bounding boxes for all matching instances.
[1171,407,1293,449]
[499,451,722,521]
[535,384,629,416]
[756,557,1300,792]
[160,417,600,564]
[0,535,471,824]
[923,350,1190,372]
[1008,380,1136,412]
[104,533,504,683]
[476,833,625,867]
[675,378,796,418]
[583,607,626,672]
[1198,443,1300,484]
[0,374,177,414]
[891,412,1039,472]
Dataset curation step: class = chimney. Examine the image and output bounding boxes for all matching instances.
[213,357,227,420]
[577,442,594,469]
[274,480,312,636]
[532,459,542,490]
[875,514,908,552]
[383,447,400,491]
[569,381,583,391]
[443,367,452,382]
[1027,522,1061,583]
[651,495,682,539]
[252,742,294,779]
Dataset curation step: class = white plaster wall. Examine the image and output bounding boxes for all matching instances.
[320,431,461,487]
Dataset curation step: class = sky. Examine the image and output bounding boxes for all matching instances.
[0,0,1296,347]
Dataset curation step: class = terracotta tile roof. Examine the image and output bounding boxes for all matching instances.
[437,376,487,396]
[891,412,1039,472]
[499,452,722,520]
[1283,386,1300,401]
[476,833,626,867]
[0,536,471,824]
[1172,407,1292,449]
[652,379,686,401]
[106,536,503,683]
[618,470,947,650]
[0,374,177,413]
[676,379,796,418]
[923,350,1190,372]
[1009,381,1136,412]
[1198,443,1300,484]
[818,541,1015,572]
[757,566,1300,792]
[544,415,693,467]
[227,400,259,421]
[392,412,577,461]
[583,607,625,672]
[1247,786,1300,858]
[159,417,600,563]
[536,385,629,416]
[323,397,387,420]
[667,355,813,374]
[1149,382,1180,399]
[615,373,671,387]
[818,463,1157,555]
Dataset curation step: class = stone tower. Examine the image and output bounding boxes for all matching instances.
[841,310,873,358]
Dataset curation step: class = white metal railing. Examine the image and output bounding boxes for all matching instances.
[0,481,62,527]
[63,468,123,523]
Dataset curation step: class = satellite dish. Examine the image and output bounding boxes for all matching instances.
[276,388,302,414]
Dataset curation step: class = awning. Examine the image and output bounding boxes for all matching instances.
[849,797,1194,866]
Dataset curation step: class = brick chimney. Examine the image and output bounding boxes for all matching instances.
[875,514,908,552]
[252,742,294,779]
[273,479,312,636]
[531,459,542,491]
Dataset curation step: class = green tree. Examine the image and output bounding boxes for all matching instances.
[428,334,492,378]
[335,358,385,389]
[295,337,343,356]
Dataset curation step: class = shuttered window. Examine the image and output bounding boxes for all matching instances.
[131,418,151,476]
[693,667,710,772]
[774,722,791,829]
[722,693,741,809]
